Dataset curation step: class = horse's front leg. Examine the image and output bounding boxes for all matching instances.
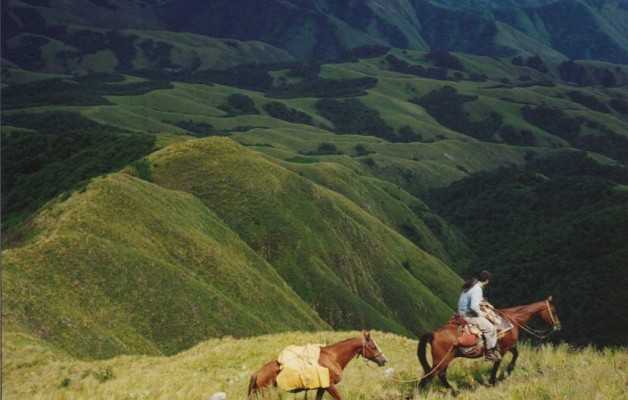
[506,346,519,376]
[315,388,325,400]
[324,384,342,400]
[489,360,502,386]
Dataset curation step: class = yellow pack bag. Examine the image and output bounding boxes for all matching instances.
[276,344,330,391]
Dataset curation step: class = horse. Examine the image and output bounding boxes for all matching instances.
[248,331,387,399]
[417,295,561,391]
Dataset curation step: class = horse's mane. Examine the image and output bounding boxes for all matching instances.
[327,336,360,345]
[498,300,546,318]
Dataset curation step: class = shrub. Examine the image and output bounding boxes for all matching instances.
[411,86,501,141]
[526,55,549,73]
[354,144,374,156]
[385,54,449,80]
[499,125,537,146]
[315,98,395,140]
[138,39,177,69]
[342,45,390,60]
[166,120,215,137]
[219,94,259,115]
[397,125,423,143]
[522,106,581,140]
[609,98,628,115]
[287,63,321,80]
[263,102,314,125]
[267,77,378,98]
[568,91,610,113]
[425,51,465,71]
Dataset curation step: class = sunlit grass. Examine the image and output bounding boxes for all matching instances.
[3,330,626,400]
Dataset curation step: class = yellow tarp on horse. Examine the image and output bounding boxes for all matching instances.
[276,344,330,391]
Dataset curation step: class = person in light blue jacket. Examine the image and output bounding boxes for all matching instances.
[458,270,501,361]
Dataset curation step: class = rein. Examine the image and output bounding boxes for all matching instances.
[387,344,456,383]
[494,301,557,340]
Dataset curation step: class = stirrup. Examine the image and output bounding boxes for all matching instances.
[484,348,501,361]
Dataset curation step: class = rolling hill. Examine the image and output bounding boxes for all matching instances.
[3,18,628,365]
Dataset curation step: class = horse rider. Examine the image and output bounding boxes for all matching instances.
[458,270,502,361]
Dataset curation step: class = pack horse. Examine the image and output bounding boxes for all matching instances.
[248,332,387,399]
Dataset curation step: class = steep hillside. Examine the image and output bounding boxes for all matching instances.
[142,137,462,334]
[2,134,468,359]
[2,172,328,358]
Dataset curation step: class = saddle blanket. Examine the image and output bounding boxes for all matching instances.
[276,344,330,391]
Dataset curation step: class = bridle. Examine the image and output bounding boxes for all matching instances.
[361,337,384,363]
[545,300,560,328]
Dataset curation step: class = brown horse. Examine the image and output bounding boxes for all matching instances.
[248,331,387,399]
[417,296,561,391]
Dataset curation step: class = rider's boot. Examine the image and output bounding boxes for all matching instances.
[485,347,502,362]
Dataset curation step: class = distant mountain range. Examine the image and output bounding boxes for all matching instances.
[3,0,628,69]
[2,0,628,358]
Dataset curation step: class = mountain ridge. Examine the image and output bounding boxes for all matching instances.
[3,0,628,71]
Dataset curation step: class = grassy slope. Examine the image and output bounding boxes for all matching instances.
[2,329,626,400]
[2,173,328,359]
[144,137,462,335]
[274,156,471,268]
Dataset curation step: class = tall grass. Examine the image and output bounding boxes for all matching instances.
[3,330,626,400]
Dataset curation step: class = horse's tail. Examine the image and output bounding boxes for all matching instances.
[247,371,259,397]
[417,332,434,374]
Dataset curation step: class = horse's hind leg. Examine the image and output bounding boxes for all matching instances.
[437,367,453,389]
[418,373,434,391]
[418,367,439,391]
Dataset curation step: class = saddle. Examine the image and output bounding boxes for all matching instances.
[449,313,514,356]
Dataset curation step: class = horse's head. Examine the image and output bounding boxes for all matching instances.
[361,332,387,366]
[539,296,561,331]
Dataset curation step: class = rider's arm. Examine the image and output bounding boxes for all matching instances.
[469,286,484,317]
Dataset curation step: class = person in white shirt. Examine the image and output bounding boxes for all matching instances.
[458,270,501,361]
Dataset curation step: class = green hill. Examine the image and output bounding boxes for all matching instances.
[2,172,329,358]
[141,137,462,334]
[2,135,466,359]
